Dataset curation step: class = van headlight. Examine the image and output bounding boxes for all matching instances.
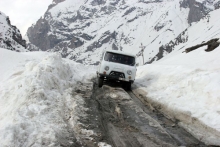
[104,66,109,71]
[127,70,132,75]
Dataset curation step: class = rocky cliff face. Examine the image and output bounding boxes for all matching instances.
[27,0,220,64]
[0,12,27,51]
[180,0,213,24]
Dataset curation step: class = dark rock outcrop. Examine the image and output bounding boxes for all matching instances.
[86,31,118,52]
[48,0,66,11]
[139,0,163,4]
[27,18,54,50]
[180,0,212,24]
[27,15,75,51]
[26,43,41,51]
[122,7,136,17]
[214,1,220,9]
[91,0,106,6]
[147,29,188,64]
[154,23,165,32]
[184,38,220,53]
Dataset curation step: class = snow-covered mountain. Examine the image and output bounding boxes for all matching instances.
[0,11,41,52]
[26,0,220,65]
[0,12,27,52]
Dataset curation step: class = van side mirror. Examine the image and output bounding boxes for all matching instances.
[136,63,139,66]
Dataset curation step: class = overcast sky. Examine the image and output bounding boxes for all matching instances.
[0,0,52,36]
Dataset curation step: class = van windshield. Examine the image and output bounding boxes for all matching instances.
[104,52,135,66]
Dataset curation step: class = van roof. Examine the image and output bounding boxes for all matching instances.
[104,49,136,57]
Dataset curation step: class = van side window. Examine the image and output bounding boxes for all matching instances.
[104,52,111,61]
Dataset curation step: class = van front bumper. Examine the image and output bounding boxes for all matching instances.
[97,73,134,83]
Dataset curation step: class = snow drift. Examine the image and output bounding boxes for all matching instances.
[0,49,95,146]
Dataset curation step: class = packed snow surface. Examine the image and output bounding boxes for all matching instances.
[0,48,96,146]
[135,45,220,145]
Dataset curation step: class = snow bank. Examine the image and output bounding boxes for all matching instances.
[0,48,49,82]
[0,49,96,146]
[135,46,220,145]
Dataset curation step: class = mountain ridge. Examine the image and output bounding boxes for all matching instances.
[0,11,27,52]
[26,0,220,64]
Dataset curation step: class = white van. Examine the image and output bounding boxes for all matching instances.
[97,50,137,90]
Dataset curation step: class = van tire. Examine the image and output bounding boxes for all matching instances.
[127,82,131,90]
[98,77,103,87]
[123,81,131,90]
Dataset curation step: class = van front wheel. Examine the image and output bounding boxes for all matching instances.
[98,77,103,87]
[127,82,131,90]
[123,81,131,90]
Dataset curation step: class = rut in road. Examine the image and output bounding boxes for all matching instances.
[75,81,207,147]
[94,82,208,147]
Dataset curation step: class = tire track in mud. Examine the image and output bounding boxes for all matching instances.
[127,91,205,146]
[74,81,207,147]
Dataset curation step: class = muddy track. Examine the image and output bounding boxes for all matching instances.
[74,81,208,147]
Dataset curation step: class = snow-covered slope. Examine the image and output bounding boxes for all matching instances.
[135,45,220,145]
[132,5,220,145]
[134,8,220,144]
[0,12,27,52]
[27,0,220,65]
[0,48,96,146]
[133,9,220,145]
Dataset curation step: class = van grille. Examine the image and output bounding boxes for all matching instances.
[109,71,125,78]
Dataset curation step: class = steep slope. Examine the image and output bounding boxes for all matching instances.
[27,0,220,64]
[147,0,220,63]
[133,9,220,145]
[0,12,27,52]
[135,43,220,145]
